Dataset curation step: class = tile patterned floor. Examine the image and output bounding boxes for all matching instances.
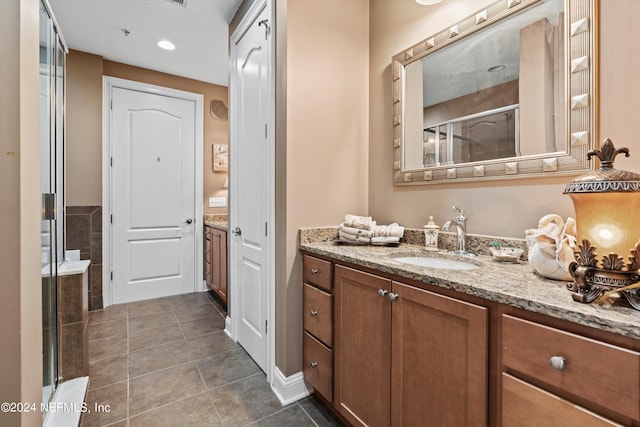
[82,291,344,427]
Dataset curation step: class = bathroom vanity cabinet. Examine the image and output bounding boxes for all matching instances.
[301,250,640,427]
[303,254,488,426]
[204,225,227,304]
[500,314,640,426]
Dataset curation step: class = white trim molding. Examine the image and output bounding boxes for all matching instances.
[270,366,312,406]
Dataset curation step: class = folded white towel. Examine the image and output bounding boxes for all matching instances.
[371,236,400,244]
[372,223,404,238]
[339,229,371,243]
[343,214,375,231]
[340,225,373,238]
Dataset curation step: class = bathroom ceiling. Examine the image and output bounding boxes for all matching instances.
[48,0,244,86]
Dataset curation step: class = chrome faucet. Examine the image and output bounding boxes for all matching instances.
[442,206,472,256]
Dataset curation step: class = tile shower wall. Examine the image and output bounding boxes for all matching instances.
[66,206,103,310]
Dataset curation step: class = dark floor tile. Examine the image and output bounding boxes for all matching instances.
[82,381,128,427]
[250,405,316,427]
[173,301,219,323]
[298,395,346,427]
[187,330,240,360]
[197,348,261,389]
[129,339,192,378]
[129,322,184,352]
[129,392,221,427]
[89,305,128,325]
[166,292,210,307]
[89,335,127,362]
[129,362,206,416]
[127,298,172,319]
[128,311,178,333]
[89,354,128,390]
[88,319,127,341]
[208,374,283,425]
[179,314,225,338]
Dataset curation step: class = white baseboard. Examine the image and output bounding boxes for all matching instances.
[224,316,233,340]
[270,366,312,406]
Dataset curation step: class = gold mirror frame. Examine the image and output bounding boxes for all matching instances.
[392,0,598,185]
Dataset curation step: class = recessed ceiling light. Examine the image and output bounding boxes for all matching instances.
[487,65,506,73]
[416,0,442,5]
[157,40,176,50]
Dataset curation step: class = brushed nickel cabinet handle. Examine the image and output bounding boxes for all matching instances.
[311,268,319,275]
[310,310,318,317]
[378,289,388,297]
[389,293,399,301]
[310,362,318,368]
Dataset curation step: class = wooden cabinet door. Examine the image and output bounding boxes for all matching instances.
[204,227,212,287]
[502,374,620,427]
[391,281,488,427]
[209,229,227,304]
[218,229,227,303]
[334,265,392,427]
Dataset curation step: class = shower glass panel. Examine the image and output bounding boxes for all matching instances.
[40,0,66,408]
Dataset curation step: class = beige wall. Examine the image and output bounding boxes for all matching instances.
[66,51,103,206]
[275,0,370,375]
[66,52,229,214]
[370,0,640,239]
[0,0,43,425]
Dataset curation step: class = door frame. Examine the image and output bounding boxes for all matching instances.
[101,76,204,307]
[228,0,275,383]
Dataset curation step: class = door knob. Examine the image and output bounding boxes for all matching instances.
[549,356,566,371]
[184,218,193,224]
[232,227,242,236]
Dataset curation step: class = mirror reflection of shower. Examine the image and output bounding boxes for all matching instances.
[423,105,519,167]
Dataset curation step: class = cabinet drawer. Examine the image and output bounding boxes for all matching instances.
[303,332,333,402]
[303,255,332,292]
[502,315,640,421]
[502,373,620,427]
[303,283,332,347]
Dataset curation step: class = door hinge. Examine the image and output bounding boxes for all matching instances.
[265,222,268,237]
[264,123,267,139]
[110,271,113,281]
[265,320,268,334]
[110,157,113,167]
[110,214,113,224]
[110,99,113,110]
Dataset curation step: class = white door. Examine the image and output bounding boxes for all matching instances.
[231,1,272,373]
[110,87,197,304]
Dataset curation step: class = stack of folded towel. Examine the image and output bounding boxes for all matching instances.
[338,214,404,245]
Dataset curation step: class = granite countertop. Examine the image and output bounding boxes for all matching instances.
[299,227,640,340]
[204,214,228,232]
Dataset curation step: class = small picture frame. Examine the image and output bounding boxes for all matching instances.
[213,144,228,172]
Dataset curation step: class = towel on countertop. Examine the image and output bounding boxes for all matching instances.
[338,229,371,243]
[371,236,400,244]
[343,214,375,231]
[339,225,373,238]
[371,223,404,238]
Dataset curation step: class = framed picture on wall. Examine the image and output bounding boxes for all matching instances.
[213,144,228,172]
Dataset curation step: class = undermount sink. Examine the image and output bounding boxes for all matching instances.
[392,256,480,271]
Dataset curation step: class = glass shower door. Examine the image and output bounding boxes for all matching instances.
[40,0,62,406]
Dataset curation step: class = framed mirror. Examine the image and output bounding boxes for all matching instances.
[392,0,597,185]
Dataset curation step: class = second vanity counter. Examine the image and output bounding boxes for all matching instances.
[299,229,640,340]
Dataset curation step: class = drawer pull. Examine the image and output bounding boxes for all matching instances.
[549,356,566,371]
[310,362,318,368]
[378,289,388,297]
[310,310,318,317]
[310,268,319,275]
[389,293,399,301]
